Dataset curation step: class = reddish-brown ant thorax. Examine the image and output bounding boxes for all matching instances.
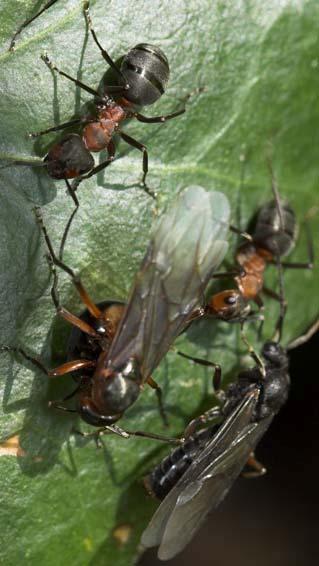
[83,104,128,151]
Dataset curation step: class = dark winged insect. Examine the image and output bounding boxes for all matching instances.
[1,186,230,438]
[141,309,290,560]
[202,162,313,337]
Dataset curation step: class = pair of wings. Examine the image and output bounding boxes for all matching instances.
[141,389,273,561]
[107,186,231,379]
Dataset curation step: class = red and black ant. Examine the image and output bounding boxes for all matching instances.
[6,2,200,258]
[201,161,314,340]
[0,186,231,440]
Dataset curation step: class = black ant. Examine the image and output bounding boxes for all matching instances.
[142,258,291,560]
[0,186,230,440]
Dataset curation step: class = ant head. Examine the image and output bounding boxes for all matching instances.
[207,290,250,321]
[121,43,170,106]
[262,341,287,367]
[92,358,141,417]
[44,133,94,179]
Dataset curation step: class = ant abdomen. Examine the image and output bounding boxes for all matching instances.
[45,133,94,179]
[121,43,170,106]
[92,371,140,416]
[253,199,296,257]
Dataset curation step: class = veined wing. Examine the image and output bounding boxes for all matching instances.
[141,389,260,553]
[158,413,273,560]
[107,186,230,379]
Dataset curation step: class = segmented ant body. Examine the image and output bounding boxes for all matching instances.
[6,2,197,259]
[1,186,230,438]
[204,171,313,336]
[142,263,291,560]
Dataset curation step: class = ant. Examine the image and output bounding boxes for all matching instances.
[201,160,314,339]
[0,186,230,440]
[142,258,291,560]
[6,2,200,257]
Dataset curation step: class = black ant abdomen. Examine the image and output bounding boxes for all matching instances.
[44,134,94,180]
[121,43,170,106]
[252,199,296,257]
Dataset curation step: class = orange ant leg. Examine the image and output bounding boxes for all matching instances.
[146,376,168,427]
[34,207,101,319]
[242,452,266,478]
[45,253,100,338]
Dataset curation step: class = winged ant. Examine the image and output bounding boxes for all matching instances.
[141,256,293,560]
[0,186,230,440]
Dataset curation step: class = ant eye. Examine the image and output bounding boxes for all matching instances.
[224,295,237,305]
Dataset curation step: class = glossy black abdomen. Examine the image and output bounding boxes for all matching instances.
[252,199,296,257]
[147,426,218,500]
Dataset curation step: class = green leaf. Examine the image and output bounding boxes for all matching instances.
[0,1,318,565]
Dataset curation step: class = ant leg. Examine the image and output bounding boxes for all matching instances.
[58,180,79,261]
[83,2,129,89]
[135,108,185,123]
[0,345,49,376]
[146,376,168,427]
[272,222,314,270]
[9,0,59,51]
[211,266,246,279]
[184,406,221,438]
[119,132,156,199]
[34,206,101,319]
[28,118,94,139]
[242,452,267,478]
[176,350,222,391]
[0,345,94,379]
[45,253,100,338]
[40,54,108,104]
[71,141,115,191]
[75,426,180,444]
[287,318,319,350]
[272,254,287,343]
[135,87,206,122]
[240,327,266,377]
[266,154,285,231]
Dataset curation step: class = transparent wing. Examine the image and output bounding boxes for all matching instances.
[107,186,230,379]
[141,389,260,551]
[158,415,273,560]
